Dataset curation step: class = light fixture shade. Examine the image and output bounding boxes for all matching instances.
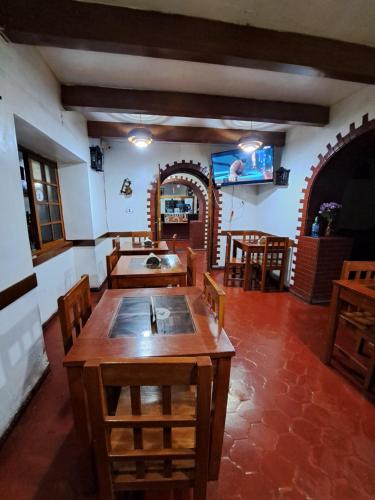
[127,127,153,148]
[238,133,263,153]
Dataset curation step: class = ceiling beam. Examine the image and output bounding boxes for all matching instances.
[1,0,375,84]
[63,86,328,126]
[87,122,286,146]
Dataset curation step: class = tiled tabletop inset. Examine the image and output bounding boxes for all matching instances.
[109,295,196,337]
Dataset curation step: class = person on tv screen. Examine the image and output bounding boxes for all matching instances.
[228,159,245,182]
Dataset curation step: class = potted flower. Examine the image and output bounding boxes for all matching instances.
[319,202,342,236]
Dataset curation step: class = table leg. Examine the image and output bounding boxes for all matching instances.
[243,249,252,291]
[323,284,341,364]
[67,366,90,446]
[209,357,231,480]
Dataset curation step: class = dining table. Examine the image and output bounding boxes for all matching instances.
[111,254,187,288]
[232,237,294,290]
[118,240,169,256]
[324,278,375,390]
[63,286,235,480]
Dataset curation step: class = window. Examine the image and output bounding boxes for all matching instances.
[19,148,65,252]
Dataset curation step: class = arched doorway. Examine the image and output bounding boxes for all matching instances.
[161,175,208,249]
[292,113,375,302]
[147,160,222,269]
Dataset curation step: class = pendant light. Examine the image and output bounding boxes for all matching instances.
[127,114,153,148]
[238,123,263,153]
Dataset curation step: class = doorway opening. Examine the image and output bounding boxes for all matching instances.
[147,160,222,269]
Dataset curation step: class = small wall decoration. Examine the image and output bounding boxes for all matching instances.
[275,167,290,186]
[120,178,133,197]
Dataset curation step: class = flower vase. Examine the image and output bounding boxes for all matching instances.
[325,220,332,236]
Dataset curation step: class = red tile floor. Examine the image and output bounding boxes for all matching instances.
[1,247,375,499]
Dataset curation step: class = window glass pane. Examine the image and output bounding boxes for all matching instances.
[50,204,61,222]
[31,160,43,180]
[38,204,50,224]
[41,225,53,243]
[47,185,58,202]
[34,182,47,202]
[45,164,57,184]
[52,223,63,240]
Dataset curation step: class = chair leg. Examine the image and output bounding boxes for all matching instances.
[260,269,267,292]
[223,267,228,286]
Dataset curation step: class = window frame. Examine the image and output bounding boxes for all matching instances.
[19,147,66,254]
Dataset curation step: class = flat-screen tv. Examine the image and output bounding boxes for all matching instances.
[211,146,274,186]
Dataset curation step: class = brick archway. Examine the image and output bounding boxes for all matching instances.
[291,112,375,297]
[147,160,222,266]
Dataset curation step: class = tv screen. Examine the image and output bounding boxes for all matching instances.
[211,146,274,186]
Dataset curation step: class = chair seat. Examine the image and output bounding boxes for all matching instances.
[111,386,196,475]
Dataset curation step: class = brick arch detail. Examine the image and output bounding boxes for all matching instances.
[147,160,222,265]
[291,112,375,284]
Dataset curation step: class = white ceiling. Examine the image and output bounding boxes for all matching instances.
[77,0,375,47]
[38,47,364,107]
[83,112,291,131]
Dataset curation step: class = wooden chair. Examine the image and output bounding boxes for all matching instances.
[83,357,212,500]
[254,236,288,292]
[339,261,375,384]
[187,247,197,286]
[203,272,225,333]
[57,274,91,354]
[106,247,120,289]
[131,231,152,245]
[223,232,246,287]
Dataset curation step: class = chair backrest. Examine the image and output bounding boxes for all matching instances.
[106,248,119,289]
[57,274,91,354]
[203,272,225,333]
[340,261,375,280]
[131,231,152,245]
[187,247,197,286]
[241,230,264,242]
[84,357,212,500]
[262,236,288,271]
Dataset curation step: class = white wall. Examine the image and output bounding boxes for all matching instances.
[34,249,77,324]
[102,141,262,263]
[260,86,375,241]
[0,41,93,435]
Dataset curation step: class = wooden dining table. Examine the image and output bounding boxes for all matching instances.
[63,287,235,480]
[232,237,294,290]
[118,240,169,256]
[232,238,265,290]
[111,254,187,288]
[324,279,375,391]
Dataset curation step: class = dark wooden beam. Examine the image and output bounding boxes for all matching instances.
[64,87,328,126]
[1,0,375,84]
[87,121,286,146]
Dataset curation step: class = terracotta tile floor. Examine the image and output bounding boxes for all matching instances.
[1,248,375,499]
